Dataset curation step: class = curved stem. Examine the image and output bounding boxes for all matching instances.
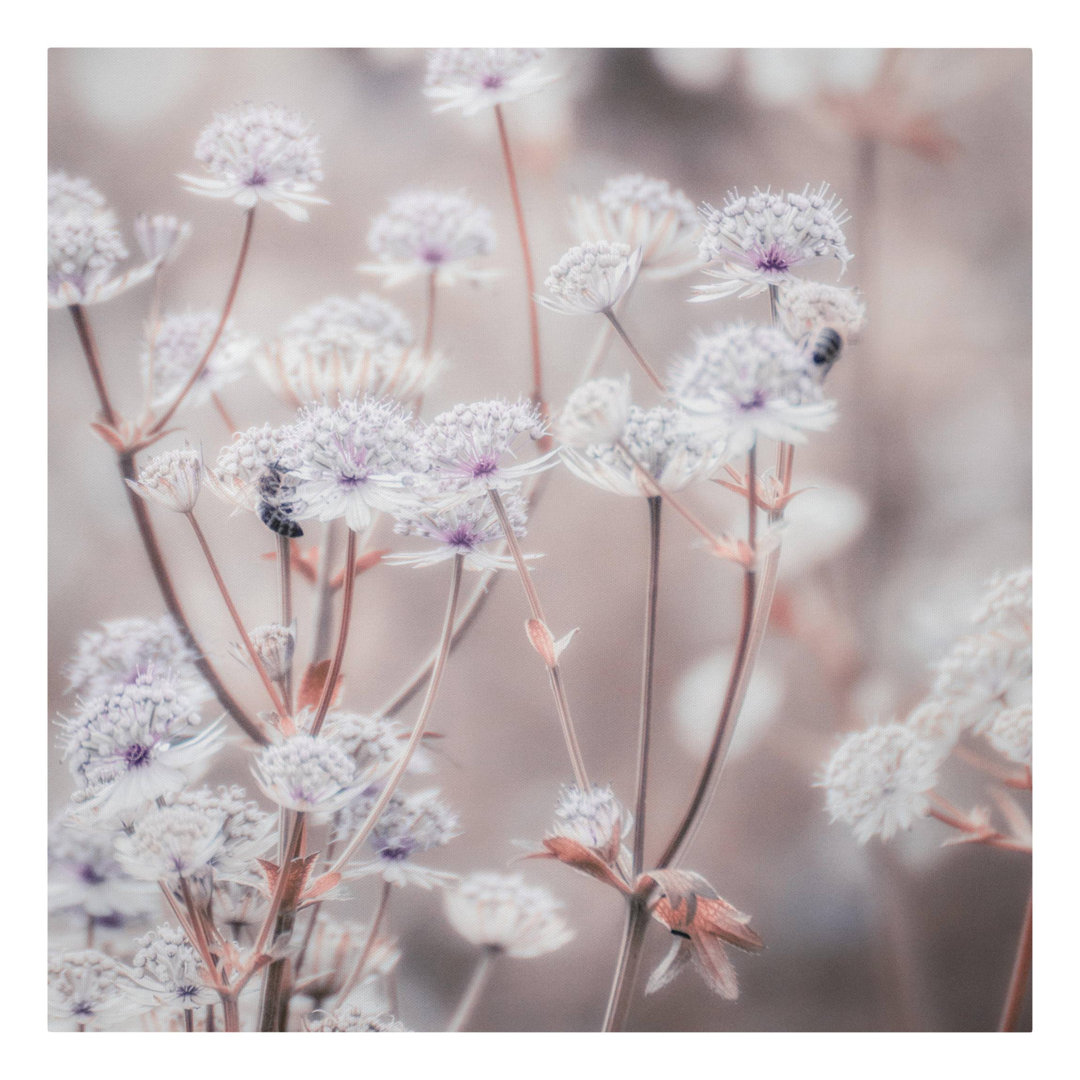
[999,889,1033,1031]
[149,207,255,436]
[601,898,649,1032]
[494,104,544,419]
[633,497,662,876]
[488,488,590,790]
[312,519,341,664]
[447,949,497,1032]
[69,304,118,425]
[329,555,464,877]
[603,310,665,393]
[334,880,392,1006]
[186,510,289,720]
[656,446,758,870]
[309,528,358,736]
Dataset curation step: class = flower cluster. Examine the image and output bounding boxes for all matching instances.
[424,48,555,115]
[126,448,204,514]
[541,241,642,315]
[253,734,364,814]
[180,102,326,220]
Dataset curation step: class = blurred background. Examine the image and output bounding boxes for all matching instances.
[48,48,1031,1031]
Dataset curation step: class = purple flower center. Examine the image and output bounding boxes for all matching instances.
[245,169,268,188]
[482,74,504,89]
[739,391,767,412]
[470,456,499,478]
[445,525,478,549]
[123,743,151,769]
[421,247,446,265]
[78,863,107,886]
[755,244,792,274]
[378,841,415,861]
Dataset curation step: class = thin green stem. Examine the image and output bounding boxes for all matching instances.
[601,898,649,1032]
[603,309,665,393]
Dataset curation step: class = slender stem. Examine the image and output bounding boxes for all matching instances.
[334,880,392,1006]
[999,889,1033,1031]
[185,510,290,720]
[422,269,438,356]
[633,497,662,877]
[601,898,649,1032]
[277,534,294,712]
[487,488,590,790]
[447,949,497,1032]
[221,995,240,1033]
[312,519,341,664]
[141,272,166,416]
[205,1004,215,1033]
[258,813,307,1032]
[309,528,358,736]
[603,310,665,393]
[768,282,780,327]
[116,453,267,744]
[494,104,544,418]
[69,304,118,426]
[149,207,256,436]
[656,447,758,870]
[211,392,239,435]
[329,555,464,877]
[183,1009,195,1032]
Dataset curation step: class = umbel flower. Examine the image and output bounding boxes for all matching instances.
[972,565,1032,637]
[292,916,400,1007]
[360,190,498,287]
[48,816,157,924]
[133,212,191,265]
[415,399,554,502]
[304,1005,409,1032]
[115,802,230,884]
[235,623,296,684]
[253,733,364,814]
[387,489,531,571]
[776,280,867,341]
[561,404,727,497]
[170,785,276,879]
[126,448,204,514]
[61,669,223,819]
[258,294,440,407]
[693,183,852,301]
[130,924,216,1013]
[931,629,1032,734]
[206,424,295,513]
[551,783,633,852]
[423,48,557,116]
[48,950,140,1030]
[64,615,205,703]
[540,241,642,316]
[556,377,632,449]
[180,102,327,220]
[142,311,253,410]
[283,396,425,532]
[820,723,948,843]
[570,173,700,279]
[669,322,837,454]
[444,872,573,958]
[48,172,162,308]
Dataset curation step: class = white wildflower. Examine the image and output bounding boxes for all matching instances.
[971,566,1032,637]
[361,190,497,287]
[304,1005,409,1031]
[571,173,699,279]
[206,424,294,513]
[931,630,1032,734]
[820,723,948,843]
[444,872,573,958]
[551,784,633,851]
[48,950,141,1029]
[232,623,295,683]
[423,48,556,116]
[179,102,327,220]
[130,924,216,1013]
[776,280,867,341]
[115,803,227,884]
[253,734,364,814]
[539,241,642,316]
[982,704,1032,766]
[556,377,632,448]
[170,785,276,879]
[133,213,191,265]
[693,183,852,301]
[125,448,203,514]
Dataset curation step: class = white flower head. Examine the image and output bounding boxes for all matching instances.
[48,171,161,308]
[562,404,727,497]
[206,424,294,514]
[48,816,158,923]
[820,723,948,843]
[321,710,408,778]
[416,398,554,503]
[170,784,276,878]
[115,802,228,884]
[571,173,700,279]
[65,615,205,703]
[551,784,633,851]
[142,311,253,411]
[776,280,867,341]
[931,630,1032,734]
[540,241,642,315]
[126,447,203,514]
[61,669,223,819]
[424,48,557,116]
[351,788,460,889]
[283,396,425,533]
[556,377,632,448]
[972,566,1032,638]
[49,950,140,1029]
[387,489,531,572]
[444,872,573,958]
[361,190,497,287]
[693,183,852,301]
[234,622,295,684]
[179,102,327,220]
[669,321,837,454]
[133,213,192,265]
[304,1005,409,1032]
[130,924,216,1013]
[293,916,400,1007]
[259,294,441,407]
[982,704,1032,766]
[253,733,363,814]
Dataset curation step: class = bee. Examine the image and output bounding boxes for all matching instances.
[804,326,844,377]
[257,464,304,539]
